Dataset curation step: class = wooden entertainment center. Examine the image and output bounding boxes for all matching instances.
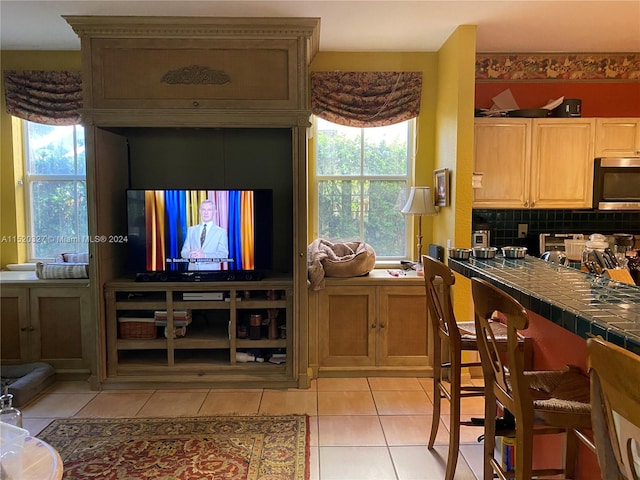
[64,16,320,388]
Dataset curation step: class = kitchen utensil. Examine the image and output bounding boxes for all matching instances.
[552,99,581,117]
[507,108,550,118]
[541,250,568,266]
[448,248,472,260]
[501,246,528,259]
[564,239,587,261]
[603,248,619,269]
[472,247,497,259]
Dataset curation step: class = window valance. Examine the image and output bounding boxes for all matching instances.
[311,71,422,127]
[3,70,82,125]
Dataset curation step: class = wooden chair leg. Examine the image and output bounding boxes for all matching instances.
[429,341,442,449]
[444,353,462,480]
[564,428,579,479]
[515,413,534,480]
[483,389,497,480]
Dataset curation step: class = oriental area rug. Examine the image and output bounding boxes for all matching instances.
[38,415,309,480]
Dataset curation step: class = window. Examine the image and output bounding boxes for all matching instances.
[314,117,414,259]
[23,120,87,260]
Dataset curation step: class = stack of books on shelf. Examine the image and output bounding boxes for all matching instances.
[153,309,192,326]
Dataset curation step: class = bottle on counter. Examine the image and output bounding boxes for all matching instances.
[0,390,22,428]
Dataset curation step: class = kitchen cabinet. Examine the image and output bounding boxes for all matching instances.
[595,118,640,157]
[473,118,595,208]
[309,271,431,377]
[0,280,92,374]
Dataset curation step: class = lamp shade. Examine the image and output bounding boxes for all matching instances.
[401,187,438,215]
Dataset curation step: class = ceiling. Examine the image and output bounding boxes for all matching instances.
[1,1,639,53]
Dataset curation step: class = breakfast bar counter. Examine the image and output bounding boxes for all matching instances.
[448,255,640,355]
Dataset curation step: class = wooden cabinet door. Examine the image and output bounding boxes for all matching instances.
[377,286,429,366]
[595,118,640,157]
[473,119,531,208]
[318,286,376,368]
[30,287,91,371]
[531,119,595,208]
[0,287,30,362]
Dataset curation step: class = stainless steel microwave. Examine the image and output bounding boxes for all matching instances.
[593,157,640,210]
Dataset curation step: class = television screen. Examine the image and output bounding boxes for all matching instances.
[126,189,272,276]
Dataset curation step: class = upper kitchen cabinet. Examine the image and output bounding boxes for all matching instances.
[63,16,320,127]
[473,118,531,208]
[595,118,640,157]
[473,118,595,209]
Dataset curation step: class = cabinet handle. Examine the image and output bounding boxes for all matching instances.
[523,201,529,207]
[380,323,386,329]
[530,201,535,207]
[29,326,36,331]
[192,101,200,107]
[20,327,28,331]
[371,323,376,329]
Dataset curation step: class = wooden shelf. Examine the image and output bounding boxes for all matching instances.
[106,280,293,386]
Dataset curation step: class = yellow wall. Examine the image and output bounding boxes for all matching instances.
[0,50,81,267]
[309,52,439,253]
[434,26,477,321]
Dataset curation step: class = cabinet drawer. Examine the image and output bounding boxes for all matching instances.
[88,38,299,111]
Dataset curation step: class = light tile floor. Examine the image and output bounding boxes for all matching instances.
[21,377,487,480]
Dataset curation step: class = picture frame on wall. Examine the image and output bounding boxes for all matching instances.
[434,168,450,207]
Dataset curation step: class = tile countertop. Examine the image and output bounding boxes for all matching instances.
[448,255,640,356]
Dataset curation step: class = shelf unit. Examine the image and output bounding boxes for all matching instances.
[105,278,293,387]
[62,16,320,389]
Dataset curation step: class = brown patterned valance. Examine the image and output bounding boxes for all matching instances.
[311,71,422,127]
[476,53,640,81]
[4,70,82,125]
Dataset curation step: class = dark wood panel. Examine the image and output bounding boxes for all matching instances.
[1,297,22,360]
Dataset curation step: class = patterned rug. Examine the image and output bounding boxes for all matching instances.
[38,415,309,480]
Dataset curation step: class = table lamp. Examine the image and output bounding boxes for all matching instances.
[401,186,438,262]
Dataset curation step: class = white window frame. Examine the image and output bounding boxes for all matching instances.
[311,116,416,262]
[22,120,87,262]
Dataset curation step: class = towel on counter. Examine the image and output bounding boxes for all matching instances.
[307,238,376,290]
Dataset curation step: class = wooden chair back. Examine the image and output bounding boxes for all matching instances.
[422,255,462,351]
[471,277,532,430]
[588,337,640,480]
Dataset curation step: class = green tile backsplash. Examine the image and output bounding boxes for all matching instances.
[473,209,640,254]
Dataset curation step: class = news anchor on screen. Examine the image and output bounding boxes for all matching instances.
[181,200,229,270]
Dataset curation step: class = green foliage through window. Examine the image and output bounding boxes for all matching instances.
[24,121,87,260]
[315,118,413,258]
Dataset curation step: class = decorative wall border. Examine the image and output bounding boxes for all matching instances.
[476,53,640,81]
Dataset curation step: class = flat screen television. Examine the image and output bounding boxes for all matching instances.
[126,189,273,281]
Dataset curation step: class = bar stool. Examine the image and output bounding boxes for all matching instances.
[587,336,640,480]
[471,277,592,480]
[422,256,531,480]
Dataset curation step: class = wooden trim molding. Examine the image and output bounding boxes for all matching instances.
[63,16,320,48]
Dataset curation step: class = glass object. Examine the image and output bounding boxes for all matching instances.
[0,392,23,428]
[581,234,610,275]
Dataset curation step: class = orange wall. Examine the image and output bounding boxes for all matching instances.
[475,82,640,117]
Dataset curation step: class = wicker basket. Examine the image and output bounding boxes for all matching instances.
[118,317,157,339]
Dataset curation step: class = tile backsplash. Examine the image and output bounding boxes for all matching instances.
[473,209,640,254]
